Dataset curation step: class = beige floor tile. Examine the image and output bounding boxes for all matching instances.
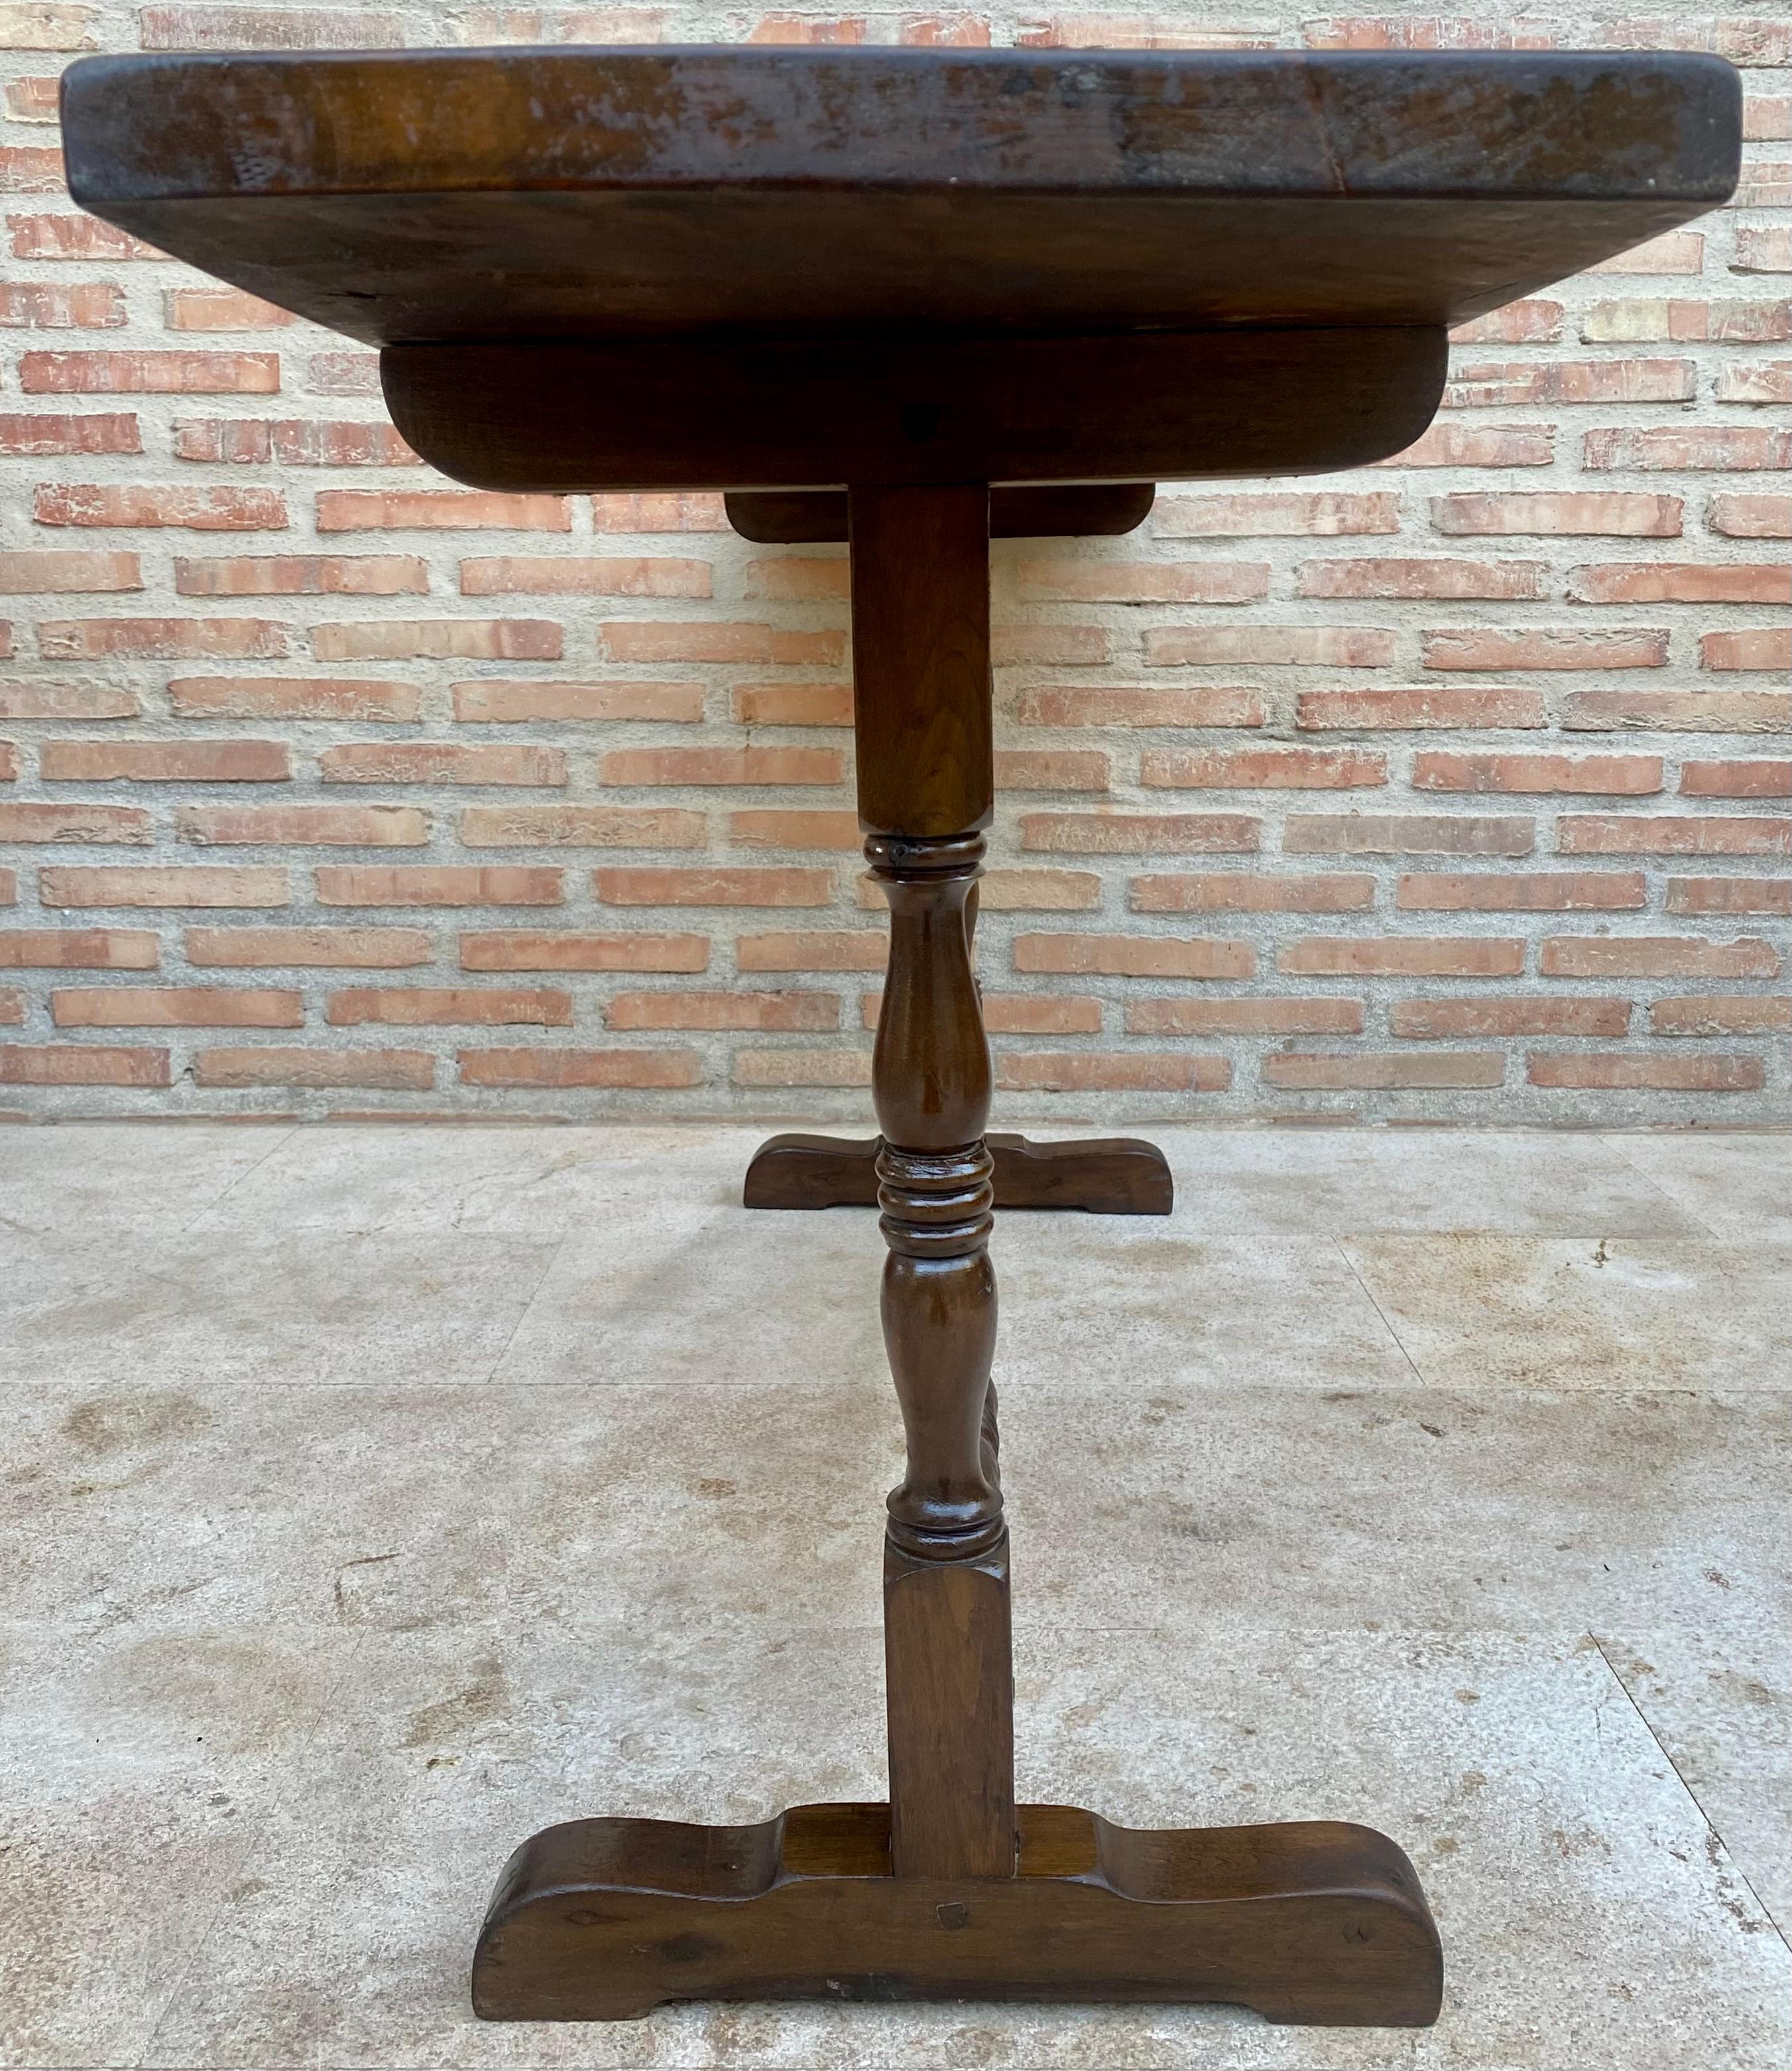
[0,1121,295,1239]
[1604,1132,1792,1241]
[1340,1235,1791,1393]
[0,1621,355,2069]
[1688,1781,1791,1940]
[1595,1628,1791,1783]
[133,1627,1791,2070]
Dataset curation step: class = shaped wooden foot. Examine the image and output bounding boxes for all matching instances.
[744,1132,1173,1214]
[471,1802,1444,2023]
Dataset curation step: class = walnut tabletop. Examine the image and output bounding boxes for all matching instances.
[56,42,1744,2031]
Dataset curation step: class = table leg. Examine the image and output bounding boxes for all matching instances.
[469,483,1442,2026]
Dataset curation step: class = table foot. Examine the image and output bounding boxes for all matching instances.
[743,1133,1173,1214]
[471,1801,1443,2024]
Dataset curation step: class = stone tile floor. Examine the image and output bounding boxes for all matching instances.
[1,1121,1787,2071]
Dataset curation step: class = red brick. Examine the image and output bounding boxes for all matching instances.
[456,679,701,724]
[1153,492,1399,536]
[1282,936,1524,977]
[460,930,707,973]
[1542,935,1780,979]
[741,557,849,602]
[1392,998,1631,1038]
[172,418,417,466]
[732,1048,872,1088]
[460,805,701,848]
[20,350,279,393]
[39,619,286,660]
[312,621,560,663]
[599,746,843,786]
[748,17,867,44]
[1568,562,1790,604]
[1584,426,1792,471]
[178,805,428,847]
[1296,557,1547,600]
[0,550,140,594]
[1296,685,1546,730]
[51,985,300,1027]
[1443,357,1695,407]
[5,216,158,261]
[1143,625,1394,668]
[168,676,419,721]
[0,742,15,782]
[1013,685,1264,727]
[0,145,67,192]
[0,1044,170,1087]
[1263,1052,1505,1090]
[1374,422,1554,467]
[316,491,571,532]
[0,802,149,844]
[41,740,289,783]
[1018,812,1258,854]
[0,868,11,903]
[905,993,1101,1035]
[1708,494,1792,537]
[0,928,157,968]
[461,555,711,597]
[992,750,1109,791]
[1421,628,1669,670]
[996,1052,1230,1094]
[1702,629,1791,672]
[1649,995,1791,1036]
[731,682,852,726]
[1430,491,1681,536]
[590,492,727,533]
[138,9,408,52]
[1563,689,1791,733]
[1526,1053,1763,1092]
[1681,759,1792,798]
[1667,877,1791,916]
[176,554,428,597]
[36,483,286,531]
[975,869,1102,910]
[3,74,60,117]
[0,680,136,720]
[1558,815,1789,856]
[607,989,839,1032]
[1448,300,1563,344]
[1013,934,1254,979]
[164,288,294,331]
[1141,747,1386,789]
[0,986,18,1025]
[1130,871,1375,913]
[1126,997,1364,1036]
[1414,751,1662,795]
[39,865,286,907]
[598,621,845,666]
[459,1046,701,1089]
[1286,813,1533,855]
[991,626,1105,669]
[0,411,141,456]
[186,926,432,967]
[1016,558,1268,603]
[736,932,886,972]
[1398,871,1646,912]
[317,866,562,907]
[195,1046,435,1090]
[729,810,860,850]
[327,986,571,1027]
[595,866,832,907]
[0,282,125,330]
[1714,363,1792,405]
[321,743,566,787]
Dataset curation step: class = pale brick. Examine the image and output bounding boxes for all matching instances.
[327,987,572,1027]
[1526,1054,1763,1092]
[606,990,838,1032]
[1263,1052,1505,1090]
[1130,872,1376,914]
[460,806,700,848]
[178,806,428,847]
[1126,997,1364,1036]
[1541,936,1781,979]
[1649,996,1791,1036]
[1018,812,1258,853]
[317,867,562,907]
[195,1046,434,1090]
[459,930,706,972]
[459,1047,701,1088]
[38,867,286,908]
[0,1044,168,1086]
[456,680,702,723]
[168,676,420,722]
[1391,998,1631,1038]
[186,927,432,967]
[1012,934,1254,979]
[51,985,300,1027]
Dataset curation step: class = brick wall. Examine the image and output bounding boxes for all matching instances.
[1,3,1786,1123]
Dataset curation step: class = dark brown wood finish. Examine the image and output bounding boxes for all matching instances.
[727,483,1154,544]
[471,1802,1443,2023]
[744,1133,1174,1214]
[57,38,1742,2034]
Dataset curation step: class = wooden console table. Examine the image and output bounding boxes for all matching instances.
[63,43,1738,2026]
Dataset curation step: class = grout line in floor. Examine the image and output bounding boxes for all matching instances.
[1587,1633,1792,1958]
[172,1121,306,1235]
[1596,1130,1728,1240]
[1331,1236,1429,1387]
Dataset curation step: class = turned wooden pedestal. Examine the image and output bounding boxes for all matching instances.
[60,38,1740,2031]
